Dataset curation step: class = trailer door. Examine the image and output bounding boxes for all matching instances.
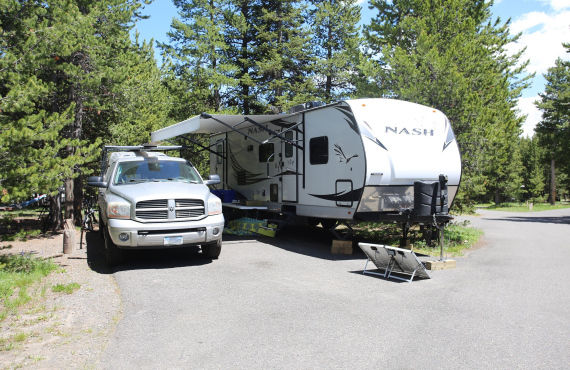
[281,130,298,202]
[210,137,226,188]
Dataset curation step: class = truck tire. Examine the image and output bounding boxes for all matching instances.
[201,239,222,259]
[104,229,124,267]
[98,211,104,238]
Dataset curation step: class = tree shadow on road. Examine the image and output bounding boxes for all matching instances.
[483,216,570,225]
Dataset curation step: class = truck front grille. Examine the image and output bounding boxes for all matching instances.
[137,199,168,208]
[135,199,205,221]
[136,210,169,219]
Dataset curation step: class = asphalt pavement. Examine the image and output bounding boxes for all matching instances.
[101,208,570,369]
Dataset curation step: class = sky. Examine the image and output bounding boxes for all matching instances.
[134,0,570,137]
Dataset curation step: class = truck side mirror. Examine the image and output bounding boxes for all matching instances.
[87,176,108,188]
[204,174,221,186]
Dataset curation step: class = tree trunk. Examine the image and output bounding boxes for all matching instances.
[74,176,83,226]
[49,193,63,231]
[550,158,556,205]
[494,188,500,205]
[240,2,250,115]
[65,176,74,220]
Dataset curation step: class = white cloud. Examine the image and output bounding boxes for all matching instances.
[507,10,570,76]
[539,0,570,11]
[516,96,542,137]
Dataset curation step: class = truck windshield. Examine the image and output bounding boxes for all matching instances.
[113,160,202,185]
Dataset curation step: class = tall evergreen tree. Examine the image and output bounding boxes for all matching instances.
[364,0,530,208]
[255,0,315,112]
[0,1,100,227]
[311,0,362,102]
[535,48,570,204]
[1,0,169,228]
[160,0,235,117]
[519,136,546,201]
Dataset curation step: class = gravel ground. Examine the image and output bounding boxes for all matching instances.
[0,230,121,369]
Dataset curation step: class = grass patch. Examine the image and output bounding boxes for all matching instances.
[1,229,42,242]
[353,220,483,257]
[477,202,570,212]
[0,254,58,321]
[51,282,80,295]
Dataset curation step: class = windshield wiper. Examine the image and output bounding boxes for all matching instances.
[165,178,200,183]
[127,179,149,183]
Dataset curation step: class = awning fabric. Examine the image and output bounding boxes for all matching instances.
[151,113,296,142]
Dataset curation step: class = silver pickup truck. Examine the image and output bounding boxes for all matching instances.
[87,146,224,266]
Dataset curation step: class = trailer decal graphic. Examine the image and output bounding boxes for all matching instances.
[274,170,300,176]
[334,106,359,135]
[361,121,388,151]
[309,187,363,202]
[333,144,359,164]
[229,148,267,185]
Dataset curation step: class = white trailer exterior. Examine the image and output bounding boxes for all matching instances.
[151,98,462,223]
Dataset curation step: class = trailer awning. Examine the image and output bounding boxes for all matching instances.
[151,112,297,143]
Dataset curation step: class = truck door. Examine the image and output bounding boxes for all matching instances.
[280,130,298,202]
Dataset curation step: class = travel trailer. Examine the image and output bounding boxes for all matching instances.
[151,98,462,227]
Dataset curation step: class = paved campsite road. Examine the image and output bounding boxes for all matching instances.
[101,209,570,369]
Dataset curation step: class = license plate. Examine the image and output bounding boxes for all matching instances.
[164,236,183,246]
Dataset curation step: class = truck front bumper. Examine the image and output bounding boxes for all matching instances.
[106,214,224,249]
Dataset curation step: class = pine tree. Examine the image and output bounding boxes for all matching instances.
[160,0,236,116]
[535,48,570,205]
[254,0,315,112]
[0,1,101,228]
[519,136,546,201]
[311,0,362,102]
[364,0,531,208]
[1,0,169,228]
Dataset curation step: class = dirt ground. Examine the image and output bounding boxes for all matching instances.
[0,229,121,369]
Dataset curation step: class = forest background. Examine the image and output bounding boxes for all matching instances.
[1,0,568,229]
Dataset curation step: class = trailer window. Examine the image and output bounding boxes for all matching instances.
[310,136,328,165]
[284,131,294,158]
[259,143,275,162]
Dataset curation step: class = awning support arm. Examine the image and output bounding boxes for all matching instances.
[244,117,303,150]
[180,135,226,160]
[263,121,304,146]
[201,113,264,145]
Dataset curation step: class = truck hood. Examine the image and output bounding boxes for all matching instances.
[109,182,212,203]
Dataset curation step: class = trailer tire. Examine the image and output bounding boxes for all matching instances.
[202,239,222,259]
[307,217,320,228]
[104,229,124,267]
[320,219,337,230]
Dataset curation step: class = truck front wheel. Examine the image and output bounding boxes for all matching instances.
[201,240,222,259]
[104,229,124,267]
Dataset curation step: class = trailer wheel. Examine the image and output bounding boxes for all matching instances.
[104,229,124,267]
[306,217,320,228]
[320,219,337,230]
[202,239,222,259]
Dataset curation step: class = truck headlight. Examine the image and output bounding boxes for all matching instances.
[207,194,222,216]
[108,201,130,219]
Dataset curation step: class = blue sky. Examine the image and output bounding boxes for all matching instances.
[134,0,570,136]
